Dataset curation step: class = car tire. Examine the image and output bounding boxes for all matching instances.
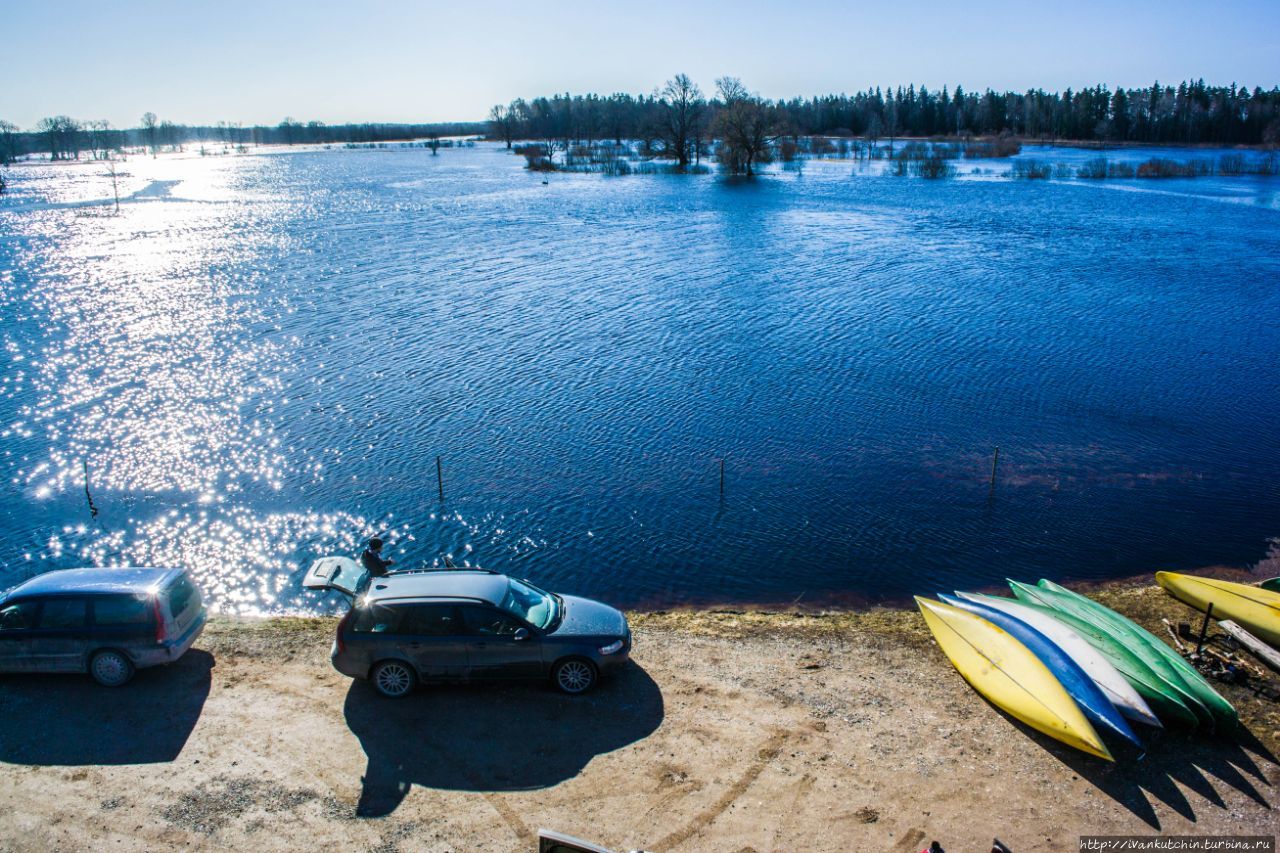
[370,660,417,699]
[551,658,597,695]
[89,649,135,687]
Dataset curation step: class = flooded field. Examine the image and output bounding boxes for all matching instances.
[1,142,1277,612]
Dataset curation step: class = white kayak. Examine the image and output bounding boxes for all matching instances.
[958,591,1162,729]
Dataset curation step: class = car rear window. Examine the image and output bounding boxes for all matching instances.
[163,574,198,617]
[352,603,461,635]
[38,598,88,629]
[352,603,402,634]
[94,595,154,626]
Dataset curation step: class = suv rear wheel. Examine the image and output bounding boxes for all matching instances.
[551,658,597,694]
[371,660,417,698]
[89,650,135,687]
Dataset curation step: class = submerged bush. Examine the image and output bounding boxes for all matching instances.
[515,143,555,171]
[1108,161,1136,178]
[1077,157,1109,179]
[1009,159,1052,179]
[1136,157,1211,178]
[912,154,955,179]
[1218,153,1246,175]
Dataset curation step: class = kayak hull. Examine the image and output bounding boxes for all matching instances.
[957,592,1161,729]
[916,597,1111,761]
[1032,579,1236,731]
[1000,582,1197,729]
[1155,571,1280,649]
[940,593,1142,749]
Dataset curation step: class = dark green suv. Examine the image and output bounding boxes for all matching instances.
[304,558,631,698]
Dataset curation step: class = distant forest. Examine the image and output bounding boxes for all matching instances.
[488,78,1280,152]
[2,78,1277,173]
[0,116,485,164]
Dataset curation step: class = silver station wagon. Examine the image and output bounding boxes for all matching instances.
[0,567,207,686]
[304,558,632,698]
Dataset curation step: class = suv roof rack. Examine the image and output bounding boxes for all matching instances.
[384,566,501,578]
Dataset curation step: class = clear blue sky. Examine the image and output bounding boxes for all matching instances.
[4,0,1278,128]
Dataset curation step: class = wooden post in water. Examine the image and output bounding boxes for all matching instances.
[720,458,725,495]
[989,446,1000,490]
[82,460,99,518]
[436,456,444,502]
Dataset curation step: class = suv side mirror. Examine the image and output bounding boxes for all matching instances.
[513,628,531,641]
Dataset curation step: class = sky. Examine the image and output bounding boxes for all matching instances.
[3,0,1278,129]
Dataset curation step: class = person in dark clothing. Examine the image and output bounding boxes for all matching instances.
[361,537,394,577]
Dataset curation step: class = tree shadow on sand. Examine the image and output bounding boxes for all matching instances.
[0,650,213,766]
[994,706,1276,830]
[344,661,664,817]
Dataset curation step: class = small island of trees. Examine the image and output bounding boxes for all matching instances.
[488,75,1280,176]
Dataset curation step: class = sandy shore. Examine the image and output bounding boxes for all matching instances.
[1,581,1277,852]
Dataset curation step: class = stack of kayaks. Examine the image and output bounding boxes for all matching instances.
[917,578,1238,760]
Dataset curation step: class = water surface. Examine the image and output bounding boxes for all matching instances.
[1,143,1277,612]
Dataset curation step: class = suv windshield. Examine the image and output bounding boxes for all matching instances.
[498,578,557,630]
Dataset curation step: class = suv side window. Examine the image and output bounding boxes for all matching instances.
[37,598,88,629]
[460,605,526,637]
[397,604,461,636]
[0,601,39,631]
[93,595,154,627]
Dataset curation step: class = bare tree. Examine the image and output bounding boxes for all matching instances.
[141,112,159,157]
[278,117,301,145]
[488,104,515,148]
[36,116,82,161]
[712,78,776,176]
[0,120,17,165]
[84,119,114,160]
[865,114,882,150]
[659,73,704,170]
[159,120,183,152]
[427,133,440,155]
[885,92,899,155]
[105,159,122,214]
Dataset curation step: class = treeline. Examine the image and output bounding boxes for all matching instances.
[488,78,1280,164]
[0,114,486,164]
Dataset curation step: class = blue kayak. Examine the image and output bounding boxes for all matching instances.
[939,593,1143,750]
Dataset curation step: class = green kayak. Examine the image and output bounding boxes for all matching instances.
[992,585,1199,729]
[1025,579,1236,731]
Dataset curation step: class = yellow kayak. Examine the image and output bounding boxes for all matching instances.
[916,597,1112,760]
[1155,571,1280,648]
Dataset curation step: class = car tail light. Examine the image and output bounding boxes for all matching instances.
[153,596,168,645]
[336,609,353,655]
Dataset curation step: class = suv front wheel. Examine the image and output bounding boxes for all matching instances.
[371,660,417,698]
[551,658,597,695]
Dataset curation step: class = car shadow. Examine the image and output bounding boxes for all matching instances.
[0,649,213,766]
[344,661,664,817]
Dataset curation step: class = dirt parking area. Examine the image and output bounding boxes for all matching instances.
[1,584,1277,852]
